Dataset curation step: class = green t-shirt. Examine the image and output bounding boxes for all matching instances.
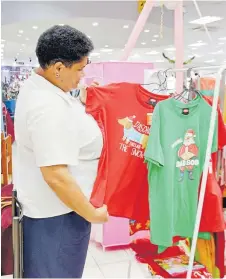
[144,96,218,247]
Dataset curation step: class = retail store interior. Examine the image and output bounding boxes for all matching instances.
[1,0,226,278]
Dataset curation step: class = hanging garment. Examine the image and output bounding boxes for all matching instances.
[195,234,217,277]
[86,83,168,221]
[214,231,225,278]
[144,96,218,247]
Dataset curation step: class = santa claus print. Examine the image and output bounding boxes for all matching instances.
[176,129,199,182]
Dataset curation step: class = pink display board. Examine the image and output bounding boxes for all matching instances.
[84,61,154,85]
[86,62,153,248]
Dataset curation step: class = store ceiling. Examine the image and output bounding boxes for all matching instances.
[1,1,226,67]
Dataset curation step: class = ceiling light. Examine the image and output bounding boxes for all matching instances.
[153,35,159,38]
[25,38,30,41]
[165,47,176,51]
[204,59,216,63]
[218,37,226,41]
[189,42,207,47]
[100,48,113,52]
[218,42,225,45]
[191,48,197,50]
[197,40,202,43]
[141,42,146,45]
[17,34,22,37]
[1,39,5,42]
[210,50,224,55]
[18,30,24,34]
[92,22,99,26]
[130,53,140,58]
[145,51,159,55]
[90,52,100,57]
[32,26,38,29]
[17,53,19,56]
[152,39,157,42]
[144,29,150,33]
[123,25,129,29]
[58,24,64,26]
[189,16,223,25]
[105,45,109,47]
[21,44,26,47]
[155,60,164,63]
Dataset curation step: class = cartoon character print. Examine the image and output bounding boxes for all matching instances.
[117,115,148,149]
[177,129,199,182]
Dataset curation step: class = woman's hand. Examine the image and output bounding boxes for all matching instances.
[92,204,109,223]
[79,81,99,105]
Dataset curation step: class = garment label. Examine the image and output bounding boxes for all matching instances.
[148,98,157,107]
[182,108,189,115]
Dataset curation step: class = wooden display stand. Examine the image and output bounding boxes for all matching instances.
[1,132,13,186]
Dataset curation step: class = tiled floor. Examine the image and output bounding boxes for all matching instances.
[85,241,151,278]
[1,241,151,278]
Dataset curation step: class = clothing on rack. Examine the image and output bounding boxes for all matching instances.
[144,96,218,248]
[86,82,168,221]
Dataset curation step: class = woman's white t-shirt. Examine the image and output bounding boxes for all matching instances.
[14,72,103,218]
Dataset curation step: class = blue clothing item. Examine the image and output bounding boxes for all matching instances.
[23,212,91,278]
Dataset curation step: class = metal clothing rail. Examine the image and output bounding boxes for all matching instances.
[127,64,226,279]
[187,64,226,279]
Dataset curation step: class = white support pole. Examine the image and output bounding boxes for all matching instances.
[186,65,226,279]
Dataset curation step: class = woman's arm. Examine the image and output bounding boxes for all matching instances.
[41,164,108,223]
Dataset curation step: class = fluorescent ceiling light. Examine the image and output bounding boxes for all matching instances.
[210,49,224,55]
[197,40,202,43]
[189,16,223,25]
[152,39,157,42]
[189,42,207,47]
[141,42,146,45]
[32,26,38,29]
[153,35,159,38]
[155,60,164,63]
[92,22,99,26]
[204,59,216,63]
[218,42,225,45]
[144,29,150,33]
[218,37,226,41]
[21,44,26,47]
[17,53,19,56]
[165,47,176,51]
[100,48,113,53]
[58,24,64,26]
[145,51,159,55]
[25,38,30,41]
[130,53,140,58]
[105,45,109,47]
[123,25,129,29]
[17,34,22,37]
[90,52,100,57]
[18,30,24,34]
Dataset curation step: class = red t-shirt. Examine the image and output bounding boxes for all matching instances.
[86,83,168,221]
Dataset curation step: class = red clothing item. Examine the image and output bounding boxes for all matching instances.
[199,172,225,232]
[86,83,168,221]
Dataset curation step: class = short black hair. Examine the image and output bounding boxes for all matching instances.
[36,25,94,69]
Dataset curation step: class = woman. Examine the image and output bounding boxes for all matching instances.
[14,25,108,278]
